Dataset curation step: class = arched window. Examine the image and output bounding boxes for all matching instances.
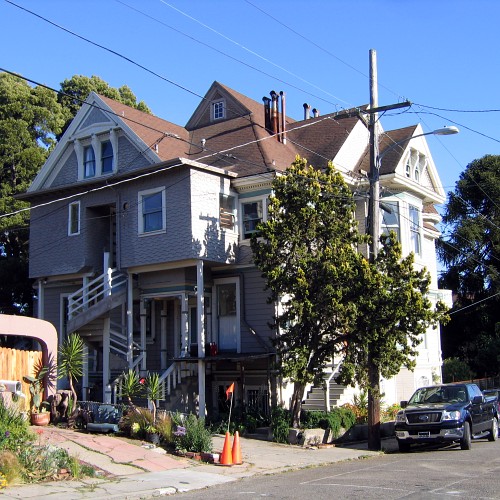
[101,141,113,173]
[84,146,95,178]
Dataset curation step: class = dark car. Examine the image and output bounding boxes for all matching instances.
[483,389,500,418]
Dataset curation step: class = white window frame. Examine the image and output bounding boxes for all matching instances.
[211,99,226,121]
[75,129,118,180]
[68,201,81,236]
[219,193,236,231]
[240,195,268,242]
[409,204,422,255]
[380,200,400,241]
[138,187,166,235]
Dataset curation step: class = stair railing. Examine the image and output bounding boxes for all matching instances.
[68,268,127,320]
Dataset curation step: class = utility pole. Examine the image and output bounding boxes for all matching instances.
[365,49,410,451]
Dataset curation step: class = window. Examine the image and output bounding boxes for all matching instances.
[212,100,225,121]
[139,188,166,234]
[220,194,235,230]
[101,140,113,173]
[405,148,427,182]
[409,205,421,254]
[83,146,96,178]
[68,201,80,235]
[380,201,400,241]
[242,200,263,239]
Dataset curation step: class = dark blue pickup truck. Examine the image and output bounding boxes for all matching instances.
[394,383,498,452]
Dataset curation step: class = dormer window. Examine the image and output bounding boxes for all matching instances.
[212,100,225,121]
[84,146,96,178]
[75,129,118,180]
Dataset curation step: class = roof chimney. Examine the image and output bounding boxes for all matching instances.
[270,90,279,138]
[280,91,286,144]
[262,96,271,133]
[312,108,320,118]
[303,103,311,120]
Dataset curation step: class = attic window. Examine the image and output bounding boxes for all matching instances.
[212,100,225,121]
[84,146,96,178]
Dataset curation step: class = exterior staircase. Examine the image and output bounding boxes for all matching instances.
[302,364,347,412]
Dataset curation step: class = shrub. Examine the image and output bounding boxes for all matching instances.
[0,450,22,485]
[173,414,212,453]
[0,399,34,453]
[155,412,174,444]
[270,406,290,444]
[382,403,401,421]
[301,407,357,438]
[119,407,153,438]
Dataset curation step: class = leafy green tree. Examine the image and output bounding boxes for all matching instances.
[118,369,142,410]
[438,155,500,376]
[251,157,367,428]
[58,74,151,134]
[442,357,475,383]
[337,232,449,449]
[0,72,67,314]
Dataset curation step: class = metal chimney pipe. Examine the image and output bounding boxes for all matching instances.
[270,90,279,137]
[312,108,320,118]
[262,96,271,132]
[280,91,286,144]
[303,103,311,120]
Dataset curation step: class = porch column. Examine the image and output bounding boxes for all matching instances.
[140,300,147,371]
[197,260,206,417]
[127,272,134,368]
[180,293,189,357]
[103,316,111,403]
[37,279,44,319]
[160,300,167,370]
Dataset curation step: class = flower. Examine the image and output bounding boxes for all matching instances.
[139,378,146,385]
[173,425,186,437]
[4,431,10,438]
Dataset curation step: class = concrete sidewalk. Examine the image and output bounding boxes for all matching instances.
[0,426,395,499]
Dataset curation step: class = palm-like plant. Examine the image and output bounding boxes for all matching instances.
[143,372,161,424]
[119,369,142,410]
[58,333,85,416]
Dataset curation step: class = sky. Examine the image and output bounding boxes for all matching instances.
[1,0,499,209]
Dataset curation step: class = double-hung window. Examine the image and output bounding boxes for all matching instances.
[68,201,80,236]
[242,200,263,239]
[220,194,235,230]
[380,201,400,241]
[83,146,96,178]
[409,205,421,255]
[139,188,166,234]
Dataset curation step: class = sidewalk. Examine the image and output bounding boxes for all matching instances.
[0,426,395,499]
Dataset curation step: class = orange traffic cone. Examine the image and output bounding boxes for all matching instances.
[232,430,242,464]
[219,431,233,466]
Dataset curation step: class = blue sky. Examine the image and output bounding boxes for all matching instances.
[1,0,499,203]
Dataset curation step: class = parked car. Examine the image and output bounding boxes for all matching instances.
[483,388,500,419]
[394,383,498,452]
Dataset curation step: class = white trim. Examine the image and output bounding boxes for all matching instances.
[211,98,226,121]
[138,186,166,235]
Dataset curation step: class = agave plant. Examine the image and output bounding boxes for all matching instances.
[118,369,142,410]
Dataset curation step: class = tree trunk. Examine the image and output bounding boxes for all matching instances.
[367,350,381,451]
[290,382,305,428]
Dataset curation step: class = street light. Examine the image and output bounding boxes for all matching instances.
[370,125,459,260]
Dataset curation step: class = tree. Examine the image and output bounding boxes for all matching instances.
[336,232,449,449]
[58,332,85,418]
[437,155,500,376]
[251,157,367,428]
[0,72,67,314]
[58,74,151,134]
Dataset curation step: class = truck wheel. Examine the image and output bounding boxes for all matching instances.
[460,422,472,450]
[398,440,411,453]
[488,417,498,442]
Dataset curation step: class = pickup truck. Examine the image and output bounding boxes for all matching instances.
[394,383,498,452]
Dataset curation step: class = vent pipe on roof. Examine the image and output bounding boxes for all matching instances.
[262,96,271,133]
[270,90,279,138]
[312,108,320,118]
[280,91,286,144]
[303,103,311,120]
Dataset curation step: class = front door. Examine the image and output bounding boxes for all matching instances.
[216,281,239,351]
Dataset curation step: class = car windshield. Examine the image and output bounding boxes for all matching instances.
[408,386,467,404]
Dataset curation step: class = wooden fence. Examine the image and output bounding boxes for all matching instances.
[0,347,43,408]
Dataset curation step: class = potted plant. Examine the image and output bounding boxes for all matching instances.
[145,424,161,445]
[24,367,50,425]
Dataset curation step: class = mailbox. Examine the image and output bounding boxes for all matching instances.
[0,380,23,395]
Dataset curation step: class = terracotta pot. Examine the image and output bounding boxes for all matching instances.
[31,412,50,426]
